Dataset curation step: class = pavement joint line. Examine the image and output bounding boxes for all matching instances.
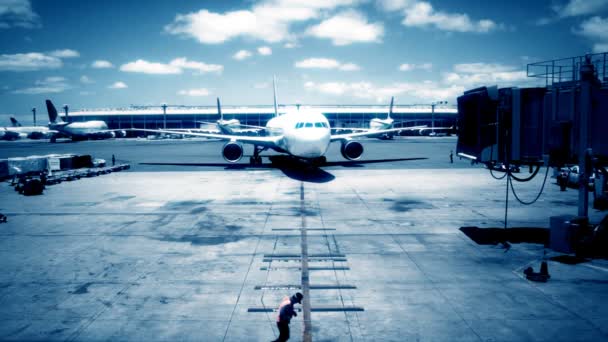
[300,182,312,342]
[262,257,347,262]
[259,266,350,271]
[221,176,279,342]
[264,253,346,257]
[350,186,485,342]
[271,228,336,231]
[248,307,365,313]
[254,285,357,290]
[64,262,158,341]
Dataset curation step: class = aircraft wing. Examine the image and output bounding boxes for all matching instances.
[126,128,282,148]
[330,127,404,142]
[195,121,265,130]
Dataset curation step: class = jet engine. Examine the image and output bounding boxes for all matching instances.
[222,142,244,162]
[340,140,364,160]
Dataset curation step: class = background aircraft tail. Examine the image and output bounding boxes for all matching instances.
[272,76,278,117]
[46,99,63,124]
[388,96,394,119]
[217,97,223,121]
[10,117,21,127]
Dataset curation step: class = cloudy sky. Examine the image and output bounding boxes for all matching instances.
[1,0,607,122]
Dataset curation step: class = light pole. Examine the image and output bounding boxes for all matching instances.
[161,103,168,130]
[430,101,447,134]
[63,104,69,121]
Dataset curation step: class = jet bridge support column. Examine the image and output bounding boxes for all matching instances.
[578,56,595,218]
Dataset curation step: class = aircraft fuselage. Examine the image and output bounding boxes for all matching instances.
[265,110,331,159]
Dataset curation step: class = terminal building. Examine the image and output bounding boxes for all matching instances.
[65,104,458,132]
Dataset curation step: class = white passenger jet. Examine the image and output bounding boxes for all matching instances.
[130,88,402,165]
[46,99,120,142]
[194,98,265,136]
[333,97,427,140]
[0,117,53,140]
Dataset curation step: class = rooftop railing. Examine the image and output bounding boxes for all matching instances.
[527,52,607,87]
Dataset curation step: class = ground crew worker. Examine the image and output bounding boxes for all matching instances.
[112,154,116,166]
[450,150,454,164]
[272,292,303,342]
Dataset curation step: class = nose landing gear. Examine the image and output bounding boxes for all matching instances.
[249,145,265,165]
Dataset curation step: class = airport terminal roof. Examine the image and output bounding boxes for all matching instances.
[69,104,457,117]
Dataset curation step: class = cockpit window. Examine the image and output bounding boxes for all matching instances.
[314,122,323,128]
[305,122,313,128]
[295,122,304,129]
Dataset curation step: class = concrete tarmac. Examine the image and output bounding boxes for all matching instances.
[0,137,607,341]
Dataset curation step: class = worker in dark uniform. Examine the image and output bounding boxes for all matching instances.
[450,150,454,164]
[272,292,303,342]
[112,154,116,166]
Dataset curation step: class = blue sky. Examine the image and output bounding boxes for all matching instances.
[1,0,607,123]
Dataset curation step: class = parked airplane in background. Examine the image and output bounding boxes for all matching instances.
[195,98,265,136]
[0,117,53,140]
[129,87,402,166]
[46,99,119,142]
[333,97,427,140]
[9,117,54,139]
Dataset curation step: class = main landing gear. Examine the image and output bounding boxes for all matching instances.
[249,145,264,165]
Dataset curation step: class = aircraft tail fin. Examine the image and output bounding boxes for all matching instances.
[272,75,278,118]
[217,97,223,121]
[388,96,394,119]
[46,99,62,124]
[10,117,21,127]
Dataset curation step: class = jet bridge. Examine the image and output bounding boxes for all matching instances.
[456,53,608,255]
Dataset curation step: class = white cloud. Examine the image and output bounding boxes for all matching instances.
[593,42,608,53]
[303,62,530,103]
[233,50,252,60]
[120,59,181,74]
[178,88,210,96]
[80,75,94,84]
[452,63,516,74]
[577,16,608,53]
[403,2,496,33]
[557,0,608,18]
[295,57,360,71]
[339,63,360,71]
[257,46,272,55]
[108,81,127,89]
[13,76,69,94]
[296,58,341,69]
[376,0,414,11]
[91,60,114,68]
[399,62,432,71]
[120,58,222,75]
[170,57,223,74]
[284,42,298,48]
[49,49,80,58]
[443,63,528,88]
[305,10,383,45]
[0,0,40,29]
[164,1,360,44]
[0,52,62,71]
[304,80,464,102]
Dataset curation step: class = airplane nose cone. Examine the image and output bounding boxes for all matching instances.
[290,129,330,158]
